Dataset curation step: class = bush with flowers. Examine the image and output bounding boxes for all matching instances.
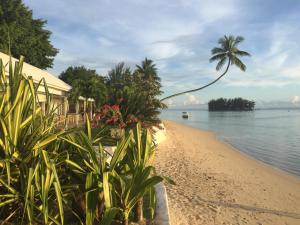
[94,96,146,130]
[94,104,126,129]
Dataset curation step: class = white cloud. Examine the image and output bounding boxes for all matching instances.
[193,0,238,21]
[147,41,197,60]
[165,99,176,106]
[147,42,180,59]
[281,66,300,78]
[97,37,114,47]
[292,96,300,104]
[184,94,201,105]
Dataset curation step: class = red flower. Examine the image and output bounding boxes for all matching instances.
[94,103,125,128]
[111,105,119,112]
[106,118,113,123]
[95,113,101,119]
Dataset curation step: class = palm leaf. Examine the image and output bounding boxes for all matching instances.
[232,56,247,71]
[216,57,227,71]
[209,53,226,63]
[235,50,251,57]
[211,47,225,55]
[234,36,244,46]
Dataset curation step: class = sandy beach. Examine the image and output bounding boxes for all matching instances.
[154,121,300,225]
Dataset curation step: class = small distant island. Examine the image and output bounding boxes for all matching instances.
[208,97,255,111]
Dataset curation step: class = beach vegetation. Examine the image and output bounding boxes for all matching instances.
[60,58,164,129]
[105,59,165,128]
[0,56,67,224]
[0,55,170,225]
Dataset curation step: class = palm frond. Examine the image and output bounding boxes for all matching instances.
[218,36,227,49]
[234,36,244,46]
[211,47,225,55]
[235,50,251,57]
[211,35,249,72]
[209,53,226,63]
[216,57,227,71]
[232,56,247,71]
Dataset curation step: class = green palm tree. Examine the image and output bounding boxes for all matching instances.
[160,35,251,102]
[135,58,163,97]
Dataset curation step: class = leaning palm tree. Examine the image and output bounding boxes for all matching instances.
[160,35,251,102]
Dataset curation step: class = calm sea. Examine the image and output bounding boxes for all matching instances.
[160,109,300,176]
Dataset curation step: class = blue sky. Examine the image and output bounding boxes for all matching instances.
[24,0,300,107]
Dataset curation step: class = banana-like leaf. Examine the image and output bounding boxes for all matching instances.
[86,113,92,141]
[127,176,163,210]
[85,172,98,225]
[0,198,18,207]
[65,159,85,173]
[109,134,132,171]
[54,182,64,225]
[103,172,111,209]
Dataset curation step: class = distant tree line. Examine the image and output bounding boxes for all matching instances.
[208,98,255,111]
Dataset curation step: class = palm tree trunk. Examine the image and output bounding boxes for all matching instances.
[135,197,145,225]
[160,59,231,102]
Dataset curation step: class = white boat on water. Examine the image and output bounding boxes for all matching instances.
[182,111,190,118]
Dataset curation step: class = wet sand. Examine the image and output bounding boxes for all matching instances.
[154,121,300,225]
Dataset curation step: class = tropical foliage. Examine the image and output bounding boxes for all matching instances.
[208,97,255,111]
[105,59,165,128]
[59,59,164,128]
[0,56,170,225]
[59,66,108,107]
[160,35,251,101]
[0,0,58,69]
[0,56,67,224]
[134,58,163,98]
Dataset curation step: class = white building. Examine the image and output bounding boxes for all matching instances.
[0,52,94,126]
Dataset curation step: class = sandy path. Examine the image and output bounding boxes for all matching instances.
[154,121,300,225]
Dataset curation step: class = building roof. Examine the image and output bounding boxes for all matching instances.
[0,52,71,92]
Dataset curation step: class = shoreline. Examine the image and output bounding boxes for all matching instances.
[213,129,300,182]
[217,136,300,182]
[166,119,300,179]
[154,121,300,225]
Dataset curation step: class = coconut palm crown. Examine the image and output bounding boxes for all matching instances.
[210,35,250,71]
[160,35,251,102]
[135,58,163,97]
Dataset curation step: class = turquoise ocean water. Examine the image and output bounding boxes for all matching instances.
[161,109,300,176]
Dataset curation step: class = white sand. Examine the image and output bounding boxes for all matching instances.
[154,121,300,225]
